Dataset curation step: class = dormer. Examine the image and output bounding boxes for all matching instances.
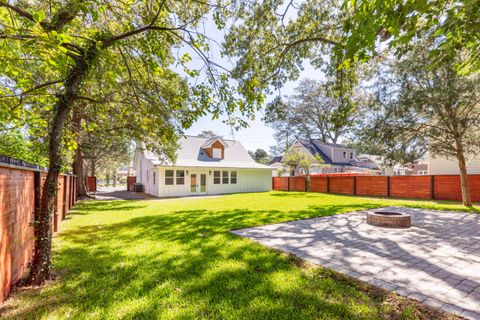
[201,137,228,159]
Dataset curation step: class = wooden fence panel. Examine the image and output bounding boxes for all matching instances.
[0,167,35,302]
[310,176,328,193]
[329,176,354,195]
[356,176,388,197]
[127,176,136,191]
[272,177,289,191]
[290,176,306,191]
[87,176,96,192]
[390,176,431,199]
[434,175,480,202]
[434,175,461,201]
[271,173,480,203]
[0,160,77,303]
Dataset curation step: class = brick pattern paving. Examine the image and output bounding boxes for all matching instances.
[233,207,480,319]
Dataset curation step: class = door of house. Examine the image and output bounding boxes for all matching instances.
[190,172,207,195]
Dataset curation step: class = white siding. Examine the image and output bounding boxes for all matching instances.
[428,155,480,175]
[151,166,272,197]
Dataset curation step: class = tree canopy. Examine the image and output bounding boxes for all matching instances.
[358,39,480,205]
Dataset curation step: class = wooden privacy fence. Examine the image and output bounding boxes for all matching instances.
[86,176,97,192]
[127,176,136,191]
[272,175,480,202]
[0,158,77,303]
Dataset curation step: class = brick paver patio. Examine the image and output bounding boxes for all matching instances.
[233,207,480,319]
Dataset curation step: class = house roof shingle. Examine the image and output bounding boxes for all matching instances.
[296,138,353,166]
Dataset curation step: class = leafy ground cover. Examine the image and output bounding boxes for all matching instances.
[2,191,475,319]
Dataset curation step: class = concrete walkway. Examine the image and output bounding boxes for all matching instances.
[233,207,480,319]
[93,187,149,200]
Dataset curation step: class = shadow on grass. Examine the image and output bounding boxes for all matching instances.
[0,199,451,319]
[68,200,147,216]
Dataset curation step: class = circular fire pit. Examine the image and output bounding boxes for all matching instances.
[366,211,411,228]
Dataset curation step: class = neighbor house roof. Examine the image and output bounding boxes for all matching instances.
[268,156,282,166]
[296,138,353,166]
[142,135,272,169]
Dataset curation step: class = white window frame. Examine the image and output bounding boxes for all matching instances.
[176,170,185,185]
[213,171,221,184]
[230,171,237,184]
[222,171,229,184]
[165,170,174,185]
[212,148,222,158]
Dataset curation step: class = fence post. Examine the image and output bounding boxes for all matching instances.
[287,176,290,191]
[431,175,435,200]
[353,176,356,195]
[326,176,330,193]
[62,175,67,219]
[387,176,391,197]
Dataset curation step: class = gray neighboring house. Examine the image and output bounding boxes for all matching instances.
[281,138,376,175]
[268,156,285,177]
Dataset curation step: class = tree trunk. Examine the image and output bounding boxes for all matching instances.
[27,97,71,285]
[112,170,117,187]
[456,147,472,206]
[71,106,88,196]
[25,43,99,286]
[90,158,96,177]
[72,147,88,196]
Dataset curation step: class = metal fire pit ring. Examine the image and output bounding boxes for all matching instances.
[366,211,411,228]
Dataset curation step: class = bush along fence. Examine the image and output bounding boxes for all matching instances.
[0,156,77,303]
[272,175,480,202]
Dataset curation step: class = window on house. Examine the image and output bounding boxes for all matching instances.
[213,171,221,184]
[147,169,150,183]
[165,170,174,185]
[176,170,185,185]
[153,171,155,185]
[212,148,222,158]
[350,152,354,160]
[222,171,229,184]
[343,151,347,159]
[230,171,237,184]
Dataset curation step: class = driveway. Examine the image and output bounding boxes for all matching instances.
[233,207,480,320]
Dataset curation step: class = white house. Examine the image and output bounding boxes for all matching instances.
[133,136,273,197]
[429,154,480,175]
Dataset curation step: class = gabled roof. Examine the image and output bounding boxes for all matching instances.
[268,156,282,165]
[296,138,353,166]
[141,135,271,169]
[201,137,229,148]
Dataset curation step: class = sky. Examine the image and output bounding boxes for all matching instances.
[181,14,326,153]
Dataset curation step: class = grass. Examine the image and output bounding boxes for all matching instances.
[1,191,475,320]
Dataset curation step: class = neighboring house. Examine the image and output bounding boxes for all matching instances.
[133,135,273,197]
[117,163,135,178]
[405,162,428,175]
[429,154,480,175]
[268,156,285,177]
[283,139,362,174]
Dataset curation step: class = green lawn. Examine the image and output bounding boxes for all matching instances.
[2,191,475,320]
